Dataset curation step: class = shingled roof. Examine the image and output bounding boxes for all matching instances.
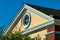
[26,4,60,19]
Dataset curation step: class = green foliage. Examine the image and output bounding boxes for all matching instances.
[0,31,47,40]
[35,35,41,40]
[0,32,31,40]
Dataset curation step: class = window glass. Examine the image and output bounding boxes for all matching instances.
[21,12,31,29]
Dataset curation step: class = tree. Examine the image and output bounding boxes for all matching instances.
[0,32,31,40]
[35,34,41,40]
[0,24,6,35]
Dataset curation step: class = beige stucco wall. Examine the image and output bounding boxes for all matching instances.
[12,10,48,33]
[25,10,48,30]
[29,29,47,40]
[12,20,21,33]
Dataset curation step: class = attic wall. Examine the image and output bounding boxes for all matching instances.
[12,9,49,33]
[24,10,48,30]
[12,19,21,33]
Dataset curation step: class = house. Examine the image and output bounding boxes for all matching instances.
[4,4,60,40]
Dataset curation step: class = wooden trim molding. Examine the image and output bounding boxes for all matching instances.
[22,20,54,35]
[45,31,60,36]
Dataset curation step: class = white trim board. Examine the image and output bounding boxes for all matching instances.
[55,19,60,25]
[22,20,54,35]
[24,4,54,20]
[45,31,60,36]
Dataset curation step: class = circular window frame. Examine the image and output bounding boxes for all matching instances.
[21,12,31,29]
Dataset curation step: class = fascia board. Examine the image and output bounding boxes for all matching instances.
[45,31,60,36]
[22,20,54,35]
[55,19,60,25]
[24,4,54,21]
[22,4,54,35]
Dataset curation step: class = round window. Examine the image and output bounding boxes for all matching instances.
[21,12,31,29]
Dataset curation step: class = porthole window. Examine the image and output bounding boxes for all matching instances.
[21,12,31,29]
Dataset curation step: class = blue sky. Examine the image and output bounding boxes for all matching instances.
[0,0,60,27]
